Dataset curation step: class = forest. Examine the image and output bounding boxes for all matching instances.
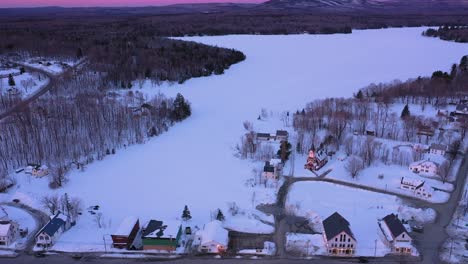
[0,70,192,189]
[423,26,468,43]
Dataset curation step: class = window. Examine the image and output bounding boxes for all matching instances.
[335,238,338,242]
[39,236,44,240]
[351,244,353,248]
[348,238,350,242]
[402,234,405,238]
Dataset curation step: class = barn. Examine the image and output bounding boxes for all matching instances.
[111,216,140,249]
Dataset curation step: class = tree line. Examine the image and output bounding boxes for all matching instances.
[0,70,191,189]
[423,26,468,43]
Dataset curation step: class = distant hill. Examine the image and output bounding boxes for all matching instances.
[261,0,468,13]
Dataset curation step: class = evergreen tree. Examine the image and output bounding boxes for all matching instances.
[460,56,468,71]
[19,67,25,74]
[355,90,364,100]
[216,209,225,221]
[450,64,457,79]
[277,140,292,162]
[8,74,15,86]
[172,93,191,121]
[401,104,410,119]
[76,47,83,59]
[182,205,192,221]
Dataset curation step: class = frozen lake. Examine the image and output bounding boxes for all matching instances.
[6,27,467,251]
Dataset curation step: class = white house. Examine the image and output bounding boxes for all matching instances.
[262,159,283,180]
[409,159,439,176]
[400,177,432,198]
[323,212,357,256]
[429,143,447,156]
[0,220,19,247]
[194,220,229,254]
[35,212,70,249]
[378,214,413,254]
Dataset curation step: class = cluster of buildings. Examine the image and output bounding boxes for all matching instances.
[0,208,25,247]
[110,218,229,254]
[255,130,289,142]
[323,212,413,256]
[17,163,49,177]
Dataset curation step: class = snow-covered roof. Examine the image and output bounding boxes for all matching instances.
[382,214,408,239]
[270,158,282,166]
[197,220,229,246]
[409,159,439,168]
[0,222,12,236]
[378,220,393,242]
[114,216,139,236]
[143,220,180,239]
[430,143,447,151]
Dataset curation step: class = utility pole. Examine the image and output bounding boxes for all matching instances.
[103,235,107,253]
[448,238,453,261]
[374,239,377,257]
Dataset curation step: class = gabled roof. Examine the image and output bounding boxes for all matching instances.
[382,214,408,239]
[323,212,355,241]
[276,130,288,136]
[142,220,163,237]
[400,177,425,190]
[0,222,12,236]
[409,159,439,168]
[37,213,65,237]
[114,216,139,236]
[430,143,447,151]
[142,220,180,239]
[256,133,271,138]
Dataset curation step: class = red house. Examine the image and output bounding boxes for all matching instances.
[111,217,140,249]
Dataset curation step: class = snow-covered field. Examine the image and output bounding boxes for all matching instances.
[286,181,435,256]
[0,70,48,98]
[1,27,467,252]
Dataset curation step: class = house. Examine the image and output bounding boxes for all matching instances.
[275,130,289,142]
[141,220,182,251]
[35,212,70,248]
[409,159,439,176]
[194,220,229,254]
[111,217,140,249]
[429,143,447,156]
[0,220,19,247]
[400,177,432,198]
[417,126,435,137]
[304,148,328,171]
[378,214,413,254]
[24,164,49,177]
[262,159,283,180]
[322,212,357,256]
[454,104,468,116]
[256,133,273,141]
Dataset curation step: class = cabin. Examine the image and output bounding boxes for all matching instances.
[304,148,328,171]
[35,212,70,248]
[111,217,140,249]
[400,177,432,198]
[24,164,49,177]
[275,130,289,142]
[378,214,413,254]
[0,220,18,247]
[256,133,273,141]
[322,212,356,256]
[429,143,447,156]
[194,220,229,254]
[409,160,439,176]
[141,220,182,251]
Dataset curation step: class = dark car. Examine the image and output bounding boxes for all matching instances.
[34,252,46,258]
[358,257,369,263]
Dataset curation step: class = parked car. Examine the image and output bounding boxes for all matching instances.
[408,220,424,233]
[358,257,369,263]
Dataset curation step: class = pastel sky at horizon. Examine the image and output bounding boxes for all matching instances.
[0,0,267,8]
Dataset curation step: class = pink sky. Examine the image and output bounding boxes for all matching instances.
[0,0,267,8]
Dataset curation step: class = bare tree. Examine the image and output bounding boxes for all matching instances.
[94,213,104,228]
[41,194,60,215]
[345,155,364,179]
[438,160,451,183]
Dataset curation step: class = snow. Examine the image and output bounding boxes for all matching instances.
[286,233,327,256]
[286,181,434,256]
[2,27,467,252]
[197,220,228,246]
[113,216,138,236]
[0,70,48,98]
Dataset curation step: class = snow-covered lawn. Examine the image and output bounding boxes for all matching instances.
[286,233,327,256]
[2,27,467,252]
[286,181,435,256]
[0,70,48,98]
